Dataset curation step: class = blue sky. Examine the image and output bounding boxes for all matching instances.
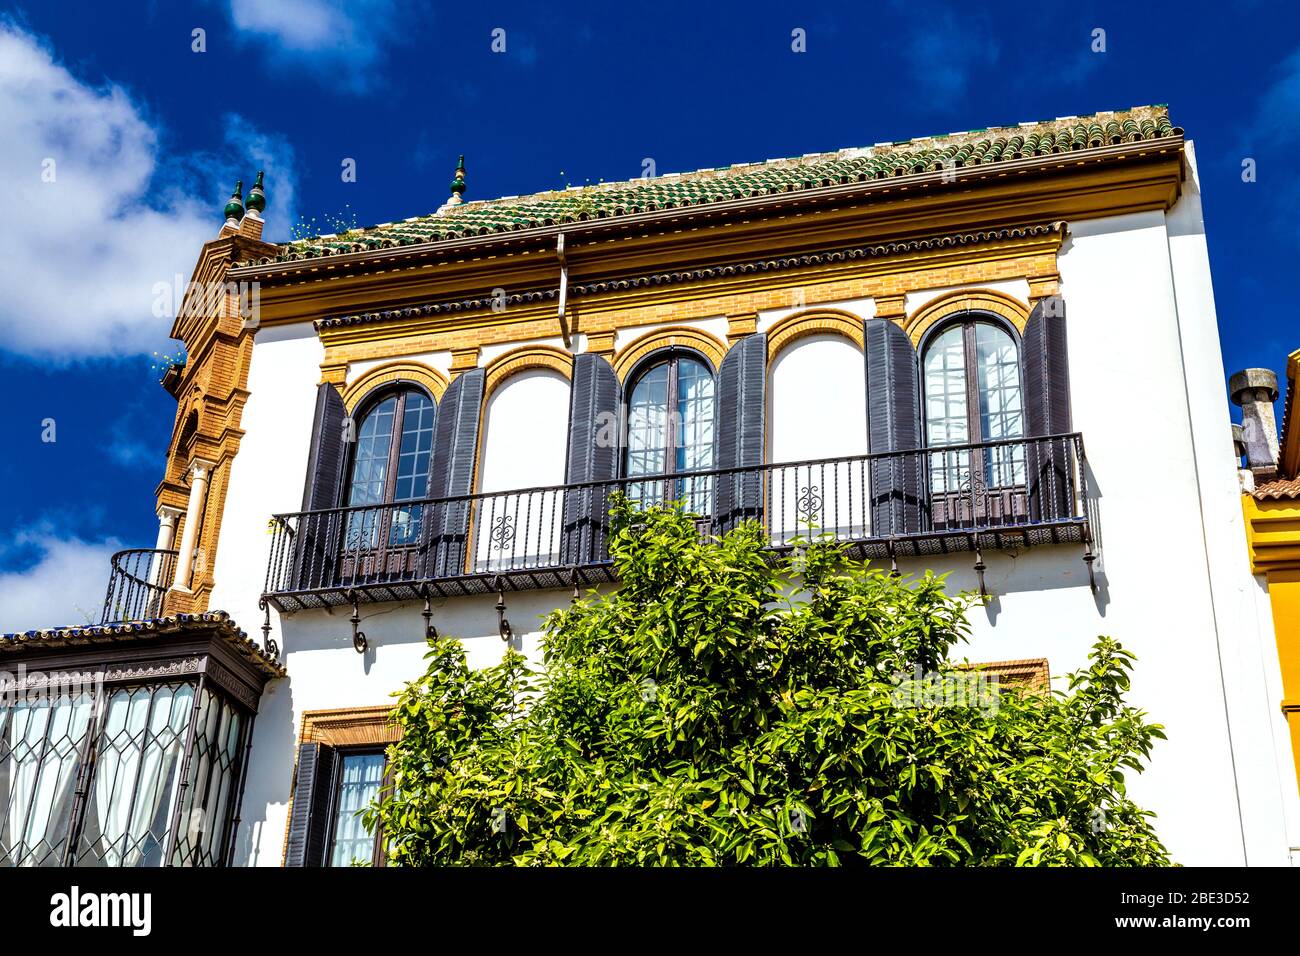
[0,0,1295,628]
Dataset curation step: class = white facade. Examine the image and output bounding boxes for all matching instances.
[201,141,1297,868]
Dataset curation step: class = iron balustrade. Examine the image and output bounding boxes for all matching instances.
[263,433,1095,611]
[100,549,178,625]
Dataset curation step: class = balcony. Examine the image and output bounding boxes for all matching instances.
[101,548,177,624]
[263,433,1096,613]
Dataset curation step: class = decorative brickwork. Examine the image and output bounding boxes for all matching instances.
[905,288,1032,346]
[766,308,866,362]
[342,361,448,412]
[612,325,728,380]
[483,344,574,401]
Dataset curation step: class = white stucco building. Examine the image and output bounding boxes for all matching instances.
[3,107,1295,867]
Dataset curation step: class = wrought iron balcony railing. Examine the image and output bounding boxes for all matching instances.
[100,548,178,625]
[263,433,1095,612]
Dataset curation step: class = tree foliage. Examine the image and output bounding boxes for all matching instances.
[367,498,1171,866]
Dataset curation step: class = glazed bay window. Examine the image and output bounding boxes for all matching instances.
[0,616,281,867]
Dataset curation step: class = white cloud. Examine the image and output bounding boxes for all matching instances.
[899,8,1000,101]
[227,0,402,90]
[1255,48,1300,144]
[0,530,122,632]
[0,22,297,360]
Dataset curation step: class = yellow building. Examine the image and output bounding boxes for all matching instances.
[1238,350,1300,785]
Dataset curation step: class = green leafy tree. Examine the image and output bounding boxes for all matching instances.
[367,498,1170,866]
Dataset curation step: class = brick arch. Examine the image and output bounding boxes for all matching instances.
[341,361,449,414]
[765,308,865,363]
[905,288,1030,347]
[612,326,727,382]
[482,345,574,402]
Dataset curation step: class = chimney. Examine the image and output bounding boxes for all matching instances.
[1229,367,1280,480]
[1231,423,1254,493]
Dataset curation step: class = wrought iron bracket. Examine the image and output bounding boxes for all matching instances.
[1083,546,1098,593]
[886,539,900,576]
[492,576,514,643]
[258,596,280,660]
[568,567,580,604]
[347,591,368,654]
[420,586,439,641]
[970,534,988,598]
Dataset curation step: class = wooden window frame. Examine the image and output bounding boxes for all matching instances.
[324,746,391,868]
[344,386,434,509]
[284,706,400,868]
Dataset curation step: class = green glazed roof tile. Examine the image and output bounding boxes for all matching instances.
[260,106,1177,265]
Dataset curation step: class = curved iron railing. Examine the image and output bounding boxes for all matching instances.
[100,548,178,624]
[263,434,1094,611]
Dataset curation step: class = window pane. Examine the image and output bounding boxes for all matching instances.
[974,322,1025,486]
[0,690,95,866]
[924,326,969,493]
[345,396,397,550]
[347,397,397,507]
[76,683,195,867]
[390,392,435,546]
[626,363,669,479]
[675,358,715,513]
[329,753,385,867]
[170,688,243,867]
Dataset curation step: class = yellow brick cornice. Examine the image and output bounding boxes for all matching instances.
[313,227,1064,354]
[1243,495,1300,574]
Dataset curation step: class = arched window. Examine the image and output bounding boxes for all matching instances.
[345,386,435,548]
[923,317,1024,495]
[624,350,715,511]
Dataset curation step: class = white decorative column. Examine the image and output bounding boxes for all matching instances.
[171,459,215,592]
[148,506,184,588]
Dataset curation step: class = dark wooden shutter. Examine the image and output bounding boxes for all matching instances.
[864,318,924,534]
[284,742,338,867]
[301,383,348,512]
[1022,296,1073,521]
[424,368,485,577]
[295,384,348,589]
[561,353,621,565]
[713,332,767,531]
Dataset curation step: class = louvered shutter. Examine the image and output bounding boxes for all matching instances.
[561,353,621,565]
[1022,296,1073,521]
[424,368,485,577]
[294,384,348,589]
[284,742,338,867]
[713,333,767,531]
[864,318,924,534]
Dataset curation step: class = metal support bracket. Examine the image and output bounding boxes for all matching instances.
[348,591,368,654]
[568,566,580,604]
[1083,546,1098,594]
[420,585,438,641]
[887,539,899,576]
[492,576,513,643]
[258,596,280,659]
[970,534,988,598]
